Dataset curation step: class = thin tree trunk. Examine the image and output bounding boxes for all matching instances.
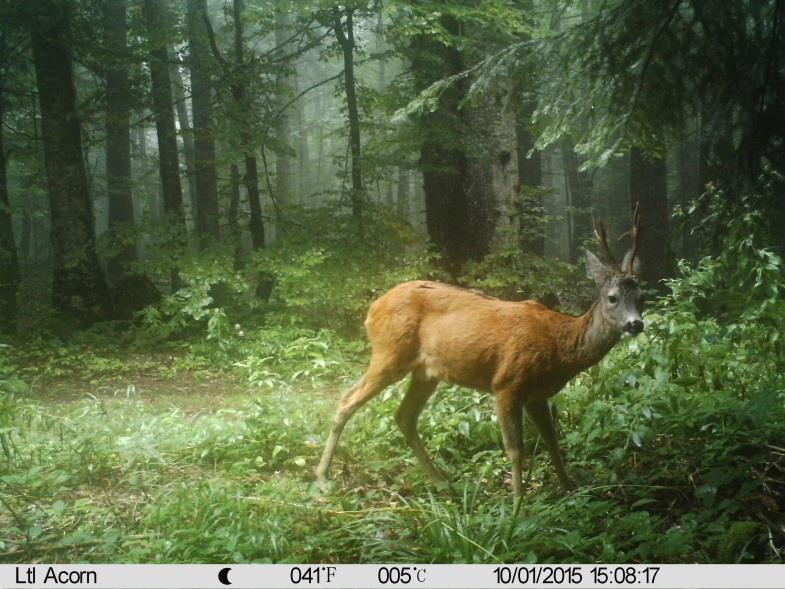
[296,83,310,199]
[333,7,364,224]
[630,148,672,288]
[143,0,185,289]
[103,0,136,281]
[396,167,410,218]
[187,0,219,243]
[561,136,592,263]
[228,163,240,237]
[30,2,112,321]
[19,210,30,260]
[316,92,325,193]
[230,0,266,254]
[275,9,294,208]
[170,57,197,213]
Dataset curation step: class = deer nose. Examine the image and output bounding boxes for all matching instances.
[624,319,644,335]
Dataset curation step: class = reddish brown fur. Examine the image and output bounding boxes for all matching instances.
[316,278,636,496]
[365,281,614,400]
[316,212,643,496]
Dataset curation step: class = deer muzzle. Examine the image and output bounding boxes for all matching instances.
[624,318,644,335]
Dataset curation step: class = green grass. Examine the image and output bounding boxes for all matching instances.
[1,327,783,563]
[3,230,785,564]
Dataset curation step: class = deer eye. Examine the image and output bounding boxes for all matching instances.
[608,295,619,304]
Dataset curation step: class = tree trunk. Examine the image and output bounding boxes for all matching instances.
[187,0,219,244]
[296,81,310,199]
[515,99,543,256]
[561,136,592,263]
[230,0,266,255]
[228,163,240,238]
[396,167,410,218]
[0,81,19,333]
[333,7,364,224]
[143,0,185,289]
[630,148,672,289]
[465,84,519,249]
[170,56,197,214]
[410,17,493,275]
[275,9,294,208]
[30,2,112,322]
[103,0,136,281]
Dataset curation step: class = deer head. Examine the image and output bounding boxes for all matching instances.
[587,204,643,335]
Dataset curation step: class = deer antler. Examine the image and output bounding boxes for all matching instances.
[592,215,622,274]
[618,202,641,276]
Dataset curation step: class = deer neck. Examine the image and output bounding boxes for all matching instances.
[565,302,622,371]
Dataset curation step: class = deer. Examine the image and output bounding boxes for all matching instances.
[316,206,643,497]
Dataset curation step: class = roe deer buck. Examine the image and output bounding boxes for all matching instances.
[316,207,643,496]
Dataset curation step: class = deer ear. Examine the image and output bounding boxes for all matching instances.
[586,250,611,287]
[622,249,641,277]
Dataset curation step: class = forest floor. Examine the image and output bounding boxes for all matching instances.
[3,338,784,563]
[5,346,476,562]
[27,367,259,413]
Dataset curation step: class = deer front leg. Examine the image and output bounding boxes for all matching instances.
[525,399,575,492]
[316,366,401,490]
[495,391,525,497]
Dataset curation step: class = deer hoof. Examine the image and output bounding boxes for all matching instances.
[315,474,332,493]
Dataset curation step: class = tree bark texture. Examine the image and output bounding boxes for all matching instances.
[410,17,491,275]
[103,0,136,280]
[30,2,112,321]
[465,82,519,250]
[170,56,197,213]
[231,0,265,252]
[187,0,219,243]
[142,0,185,227]
[629,148,672,289]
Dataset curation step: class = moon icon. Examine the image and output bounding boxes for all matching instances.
[218,567,232,586]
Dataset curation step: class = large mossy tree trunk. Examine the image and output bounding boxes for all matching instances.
[103,0,136,281]
[30,2,112,322]
[187,0,219,244]
[410,16,492,276]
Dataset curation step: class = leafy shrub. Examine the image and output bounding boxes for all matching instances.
[254,204,438,334]
[461,247,588,311]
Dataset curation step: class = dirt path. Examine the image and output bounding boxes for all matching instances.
[20,361,256,414]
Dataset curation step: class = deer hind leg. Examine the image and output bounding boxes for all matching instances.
[394,371,445,485]
[315,359,407,490]
[525,399,574,492]
[495,391,525,497]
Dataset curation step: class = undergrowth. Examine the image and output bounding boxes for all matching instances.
[1,199,784,563]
